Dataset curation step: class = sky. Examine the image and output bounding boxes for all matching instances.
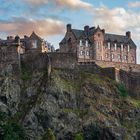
[0,0,140,63]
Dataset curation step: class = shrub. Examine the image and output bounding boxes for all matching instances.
[41,128,55,140]
[74,133,83,140]
[1,122,26,140]
[118,83,128,98]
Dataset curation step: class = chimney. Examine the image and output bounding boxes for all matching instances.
[84,25,89,35]
[67,24,71,32]
[84,25,89,32]
[126,31,131,38]
[102,29,105,34]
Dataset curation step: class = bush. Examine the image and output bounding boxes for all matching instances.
[74,133,83,140]
[41,128,55,140]
[118,83,128,98]
[1,122,26,140]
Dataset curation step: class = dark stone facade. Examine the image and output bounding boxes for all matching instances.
[60,24,137,64]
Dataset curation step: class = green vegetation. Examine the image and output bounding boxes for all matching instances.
[41,128,55,140]
[21,63,32,81]
[130,98,140,108]
[118,83,128,98]
[0,112,26,140]
[74,133,83,140]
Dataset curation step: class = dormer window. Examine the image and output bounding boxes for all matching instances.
[86,40,88,47]
[128,44,130,52]
[114,43,117,50]
[108,42,111,49]
[121,44,123,51]
[79,39,82,47]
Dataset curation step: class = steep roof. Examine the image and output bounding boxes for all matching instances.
[30,31,43,41]
[105,33,136,48]
[60,27,136,48]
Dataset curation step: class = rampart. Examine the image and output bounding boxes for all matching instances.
[78,59,140,72]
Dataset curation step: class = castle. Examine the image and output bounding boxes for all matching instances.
[60,24,137,64]
[0,24,140,98]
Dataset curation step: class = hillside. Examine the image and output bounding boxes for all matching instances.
[0,65,140,140]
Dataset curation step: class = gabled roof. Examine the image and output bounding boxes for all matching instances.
[60,26,136,48]
[30,31,43,41]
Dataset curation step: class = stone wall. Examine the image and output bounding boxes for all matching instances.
[21,51,49,72]
[78,59,140,72]
[0,46,19,74]
[120,70,140,98]
[48,52,77,69]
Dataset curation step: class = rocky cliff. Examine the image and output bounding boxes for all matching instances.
[0,64,140,140]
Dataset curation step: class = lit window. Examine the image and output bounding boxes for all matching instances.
[121,44,123,51]
[114,43,117,50]
[128,44,130,52]
[108,42,110,49]
[86,40,88,47]
[86,51,89,56]
[79,40,82,46]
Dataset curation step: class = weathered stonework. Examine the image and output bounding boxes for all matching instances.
[60,24,137,64]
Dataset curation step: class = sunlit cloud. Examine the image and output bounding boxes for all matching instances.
[128,1,140,7]
[91,6,140,40]
[24,0,93,10]
[0,17,65,37]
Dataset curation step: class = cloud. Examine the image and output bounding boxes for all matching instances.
[24,0,48,7]
[91,6,140,63]
[91,6,140,39]
[0,17,65,37]
[128,1,140,8]
[55,0,93,10]
[24,0,93,10]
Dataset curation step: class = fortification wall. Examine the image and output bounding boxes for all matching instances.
[21,51,49,72]
[48,52,77,69]
[95,60,140,72]
[120,70,140,98]
[78,59,140,72]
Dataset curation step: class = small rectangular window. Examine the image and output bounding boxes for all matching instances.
[79,40,82,46]
[111,54,114,59]
[108,42,110,49]
[121,44,123,51]
[86,40,88,47]
[117,54,121,59]
[114,43,117,50]
[86,51,89,56]
[105,53,108,58]
[128,44,130,52]
[124,55,127,60]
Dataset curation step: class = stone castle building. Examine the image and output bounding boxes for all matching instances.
[60,24,137,64]
[0,31,48,54]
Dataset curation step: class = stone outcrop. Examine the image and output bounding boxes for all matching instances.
[0,64,140,140]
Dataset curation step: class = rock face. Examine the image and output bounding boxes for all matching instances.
[0,65,140,140]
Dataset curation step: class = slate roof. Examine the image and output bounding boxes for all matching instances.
[60,27,136,48]
[105,33,136,48]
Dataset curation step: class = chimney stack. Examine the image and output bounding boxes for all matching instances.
[67,24,71,32]
[126,31,131,38]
